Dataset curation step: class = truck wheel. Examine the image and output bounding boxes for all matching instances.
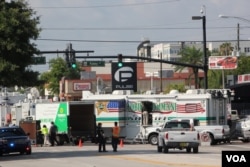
[163,146,169,153]
[209,134,216,145]
[186,148,191,153]
[149,134,158,145]
[157,146,163,153]
[193,147,199,153]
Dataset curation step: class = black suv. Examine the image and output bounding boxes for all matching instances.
[0,126,31,156]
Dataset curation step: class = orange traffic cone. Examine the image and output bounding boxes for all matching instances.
[78,139,83,147]
[119,139,123,148]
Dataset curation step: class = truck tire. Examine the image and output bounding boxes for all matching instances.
[186,148,191,153]
[209,134,216,145]
[149,134,158,145]
[193,147,199,153]
[163,146,169,153]
[157,146,163,153]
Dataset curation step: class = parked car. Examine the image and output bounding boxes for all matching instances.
[0,126,32,156]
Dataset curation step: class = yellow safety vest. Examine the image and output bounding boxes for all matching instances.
[112,126,120,138]
[41,127,49,135]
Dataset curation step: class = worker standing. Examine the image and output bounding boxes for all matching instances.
[112,122,120,152]
[41,125,49,146]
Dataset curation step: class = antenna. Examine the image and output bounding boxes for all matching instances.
[96,77,104,94]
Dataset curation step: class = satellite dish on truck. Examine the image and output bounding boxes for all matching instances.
[30,87,40,99]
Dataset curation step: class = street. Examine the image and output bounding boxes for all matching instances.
[0,141,249,167]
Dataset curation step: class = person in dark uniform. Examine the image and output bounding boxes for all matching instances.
[49,122,59,146]
[96,123,107,152]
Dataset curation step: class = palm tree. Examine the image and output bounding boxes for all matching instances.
[175,46,203,89]
[219,43,233,56]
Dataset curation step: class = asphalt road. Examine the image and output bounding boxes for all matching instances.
[0,140,249,167]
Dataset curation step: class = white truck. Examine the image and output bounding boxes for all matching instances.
[169,118,230,145]
[157,120,200,153]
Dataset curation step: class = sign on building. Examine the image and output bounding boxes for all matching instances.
[238,74,250,84]
[208,56,237,70]
[111,62,137,92]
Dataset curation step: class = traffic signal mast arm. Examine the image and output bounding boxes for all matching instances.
[76,55,203,69]
[38,50,94,54]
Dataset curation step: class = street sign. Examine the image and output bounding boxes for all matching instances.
[32,56,46,65]
[82,61,105,67]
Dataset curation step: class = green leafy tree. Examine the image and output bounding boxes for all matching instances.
[234,55,250,75]
[175,46,203,89]
[219,42,233,56]
[40,57,81,96]
[0,0,41,87]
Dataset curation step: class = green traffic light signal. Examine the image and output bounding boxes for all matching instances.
[71,63,77,68]
[118,62,123,67]
[117,54,123,67]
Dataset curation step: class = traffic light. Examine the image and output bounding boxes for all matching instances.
[71,63,77,69]
[70,50,76,69]
[65,49,71,67]
[117,54,123,67]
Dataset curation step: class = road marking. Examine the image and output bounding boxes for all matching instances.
[105,155,220,167]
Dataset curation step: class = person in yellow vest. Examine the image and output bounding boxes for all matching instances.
[112,122,120,152]
[41,125,49,146]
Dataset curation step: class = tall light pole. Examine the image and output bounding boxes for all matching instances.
[145,72,158,91]
[192,6,208,89]
[219,15,250,56]
[158,51,163,92]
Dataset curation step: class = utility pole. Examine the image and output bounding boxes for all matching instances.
[237,23,240,54]
[160,52,163,92]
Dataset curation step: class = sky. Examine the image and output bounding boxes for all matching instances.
[25,0,250,72]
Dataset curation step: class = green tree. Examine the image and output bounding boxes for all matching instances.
[40,57,81,96]
[0,0,41,87]
[219,42,233,56]
[175,46,203,89]
[234,55,250,75]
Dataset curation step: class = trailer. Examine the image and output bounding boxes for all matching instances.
[35,101,96,145]
[34,89,232,145]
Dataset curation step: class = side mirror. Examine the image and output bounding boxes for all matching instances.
[156,128,161,132]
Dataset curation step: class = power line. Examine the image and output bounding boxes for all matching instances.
[42,26,250,31]
[33,0,179,9]
[37,38,250,43]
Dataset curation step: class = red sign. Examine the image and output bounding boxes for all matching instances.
[238,74,250,84]
[208,56,237,70]
[73,82,91,91]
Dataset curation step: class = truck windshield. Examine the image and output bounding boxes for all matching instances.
[164,122,191,129]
